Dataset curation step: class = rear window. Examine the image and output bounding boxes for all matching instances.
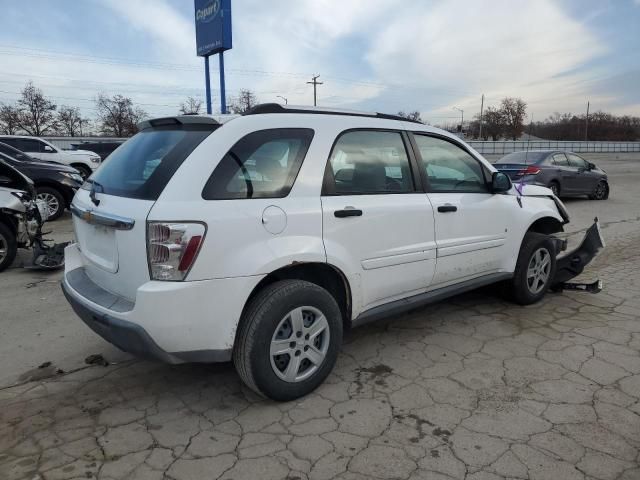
[496,151,547,164]
[84,125,215,200]
[202,128,314,200]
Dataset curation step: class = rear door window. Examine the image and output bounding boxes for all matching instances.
[18,139,45,153]
[323,130,415,195]
[202,129,314,200]
[85,125,216,200]
[552,153,569,166]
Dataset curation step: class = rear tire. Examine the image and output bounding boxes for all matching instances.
[548,181,560,197]
[0,222,17,272]
[36,186,65,221]
[508,232,557,305]
[233,280,343,401]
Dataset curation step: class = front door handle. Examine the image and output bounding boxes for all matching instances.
[334,207,363,218]
[437,205,458,213]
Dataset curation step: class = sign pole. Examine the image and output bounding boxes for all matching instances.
[219,51,227,114]
[204,55,212,115]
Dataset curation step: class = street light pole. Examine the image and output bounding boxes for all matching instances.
[277,95,288,105]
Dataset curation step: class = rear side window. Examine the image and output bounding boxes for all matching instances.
[85,125,215,200]
[202,128,314,200]
[323,130,414,195]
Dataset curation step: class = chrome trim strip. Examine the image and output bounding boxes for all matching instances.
[70,203,135,230]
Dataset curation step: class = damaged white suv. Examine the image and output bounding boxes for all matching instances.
[62,105,603,400]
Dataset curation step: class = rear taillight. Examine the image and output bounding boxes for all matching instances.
[147,222,206,281]
[517,166,541,176]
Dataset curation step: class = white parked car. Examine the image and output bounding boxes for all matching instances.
[62,105,602,400]
[0,135,101,179]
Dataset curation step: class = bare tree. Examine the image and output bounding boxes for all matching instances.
[16,82,57,136]
[229,89,258,114]
[482,107,504,141]
[57,105,88,136]
[0,103,21,135]
[500,97,527,140]
[397,111,423,122]
[96,94,147,137]
[179,97,203,115]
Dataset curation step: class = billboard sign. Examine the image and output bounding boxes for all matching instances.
[195,0,232,57]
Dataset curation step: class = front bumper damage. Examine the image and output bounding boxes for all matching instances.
[551,218,605,293]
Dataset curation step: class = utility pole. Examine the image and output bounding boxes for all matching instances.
[453,107,464,133]
[478,94,484,139]
[307,75,323,106]
[585,101,590,141]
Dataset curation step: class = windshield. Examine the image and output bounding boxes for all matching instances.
[84,125,216,200]
[496,151,548,165]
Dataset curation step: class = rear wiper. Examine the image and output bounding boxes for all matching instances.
[85,179,104,206]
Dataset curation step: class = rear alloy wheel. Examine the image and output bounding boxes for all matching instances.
[548,181,560,197]
[509,232,557,305]
[36,187,65,221]
[0,222,17,272]
[591,181,609,200]
[234,280,342,401]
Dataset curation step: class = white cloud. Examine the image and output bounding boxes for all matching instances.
[0,0,631,123]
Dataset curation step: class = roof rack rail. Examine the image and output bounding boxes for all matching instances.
[243,103,423,124]
[137,115,224,130]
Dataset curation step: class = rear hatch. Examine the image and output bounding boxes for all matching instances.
[71,119,218,302]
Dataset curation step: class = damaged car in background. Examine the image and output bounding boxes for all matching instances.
[0,158,67,272]
[61,105,605,401]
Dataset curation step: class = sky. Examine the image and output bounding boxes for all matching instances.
[0,0,638,126]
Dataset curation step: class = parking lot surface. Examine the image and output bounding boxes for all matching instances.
[1,155,639,480]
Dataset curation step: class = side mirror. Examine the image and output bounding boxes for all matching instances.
[43,145,55,153]
[587,162,596,170]
[491,171,511,193]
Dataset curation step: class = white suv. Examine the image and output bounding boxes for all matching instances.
[62,105,600,401]
[0,135,101,179]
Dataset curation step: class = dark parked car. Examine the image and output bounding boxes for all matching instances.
[70,141,123,160]
[495,150,609,200]
[0,142,83,220]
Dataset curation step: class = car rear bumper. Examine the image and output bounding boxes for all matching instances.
[62,243,264,363]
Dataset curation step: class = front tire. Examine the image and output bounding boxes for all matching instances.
[36,186,65,221]
[589,181,609,200]
[509,232,557,305]
[72,164,92,181]
[0,222,17,272]
[233,280,343,401]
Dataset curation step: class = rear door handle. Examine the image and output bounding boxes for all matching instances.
[334,207,363,218]
[437,205,458,213]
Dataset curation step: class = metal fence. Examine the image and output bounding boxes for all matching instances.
[467,140,640,155]
[43,136,127,150]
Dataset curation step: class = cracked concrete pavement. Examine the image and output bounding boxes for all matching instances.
[1,155,640,480]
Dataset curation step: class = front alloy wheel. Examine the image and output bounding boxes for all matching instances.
[526,247,552,294]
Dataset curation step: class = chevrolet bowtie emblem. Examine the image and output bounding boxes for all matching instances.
[82,211,93,222]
